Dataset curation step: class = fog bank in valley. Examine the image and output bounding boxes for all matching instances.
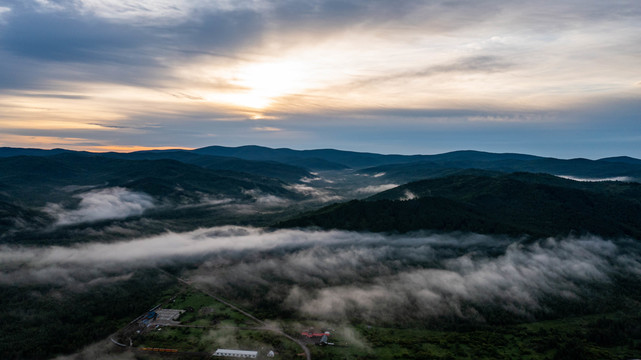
[44,187,155,226]
[3,226,640,322]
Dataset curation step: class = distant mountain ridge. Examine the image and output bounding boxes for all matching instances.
[0,147,312,181]
[193,146,546,169]
[0,146,553,170]
[0,147,78,157]
[3,146,639,178]
[194,145,412,169]
[598,156,641,165]
[100,150,311,182]
[359,156,641,183]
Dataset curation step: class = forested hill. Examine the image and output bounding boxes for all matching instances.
[0,153,296,206]
[277,172,641,239]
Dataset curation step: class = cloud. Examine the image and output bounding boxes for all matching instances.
[87,122,130,129]
[0,6,11,22]
[0,227,371,269]
[254,194,289,206]
[174,195,235,211]
[241,189,290,208]
[18,92,92,100]
[1,9,151,63]
[1,1,641,158]
[253,126,282,132]
[0,226,377,287]
[354,184,398,194]
[45,187,155,225]
[73,0,270,24]
[556,175,635,182]
[343,55,515,91]
[299,176,322,183]
[286,238,634,321]
[187,232,641,322]
[2,224,640,322]
[400,190,416,200]
[284,183,342,202]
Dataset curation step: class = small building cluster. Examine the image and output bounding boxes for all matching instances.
[139,308,185,328]
[212,349,258,358]
[301,329,333,345]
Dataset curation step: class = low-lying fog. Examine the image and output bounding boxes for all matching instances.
[4,227,640,323]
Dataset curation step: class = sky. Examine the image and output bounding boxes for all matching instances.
[0,0,639,158]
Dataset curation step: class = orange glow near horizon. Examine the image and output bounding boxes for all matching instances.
[0,134,194,153]
[85,145,196,153]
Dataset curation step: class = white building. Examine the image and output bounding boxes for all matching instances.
[212,349,258,358]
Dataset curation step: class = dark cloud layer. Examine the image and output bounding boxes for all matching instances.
[2,11,147,63]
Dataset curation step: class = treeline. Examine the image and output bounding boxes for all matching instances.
[0,269,176,359]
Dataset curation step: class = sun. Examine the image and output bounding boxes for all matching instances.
[208,60,309,110]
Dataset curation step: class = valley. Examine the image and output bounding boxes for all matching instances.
[2,145,641,359]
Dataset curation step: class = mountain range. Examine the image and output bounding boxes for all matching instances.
[1,145,641,242]
[4,145,640,176]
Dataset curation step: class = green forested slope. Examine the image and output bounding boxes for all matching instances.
[279,172,641,238]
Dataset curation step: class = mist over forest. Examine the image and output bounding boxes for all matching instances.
[4,226,641,323]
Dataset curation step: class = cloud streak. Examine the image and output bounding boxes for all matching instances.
[354,184,398,194]
[556,175,635,182]
[284,183,342,202]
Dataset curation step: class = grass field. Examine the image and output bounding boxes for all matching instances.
[125,278,641,360]
[136,286,302,359]
[308,311,641,360]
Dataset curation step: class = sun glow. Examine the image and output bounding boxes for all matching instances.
[206,60,310,110]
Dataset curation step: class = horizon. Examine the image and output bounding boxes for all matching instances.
[0,1,639,158]
[2,143,639,161]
